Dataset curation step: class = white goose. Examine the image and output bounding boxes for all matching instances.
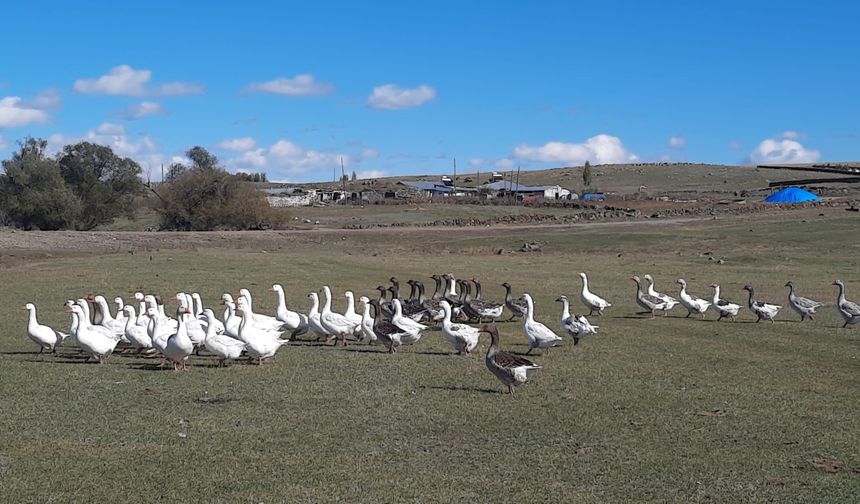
[75,298,122,341]
[176,293,206,351]
[555,295,598,345]
[236,297,288,365]
[676,279,711,319]
[742,285,781,323]
[709,284,741,322]
[202,309,246,367]
[343,291,364,335]
[112,297,127,326]
[306,292,332,340]
[644,274,679,312]
[579,272,612,316]
[163,308,194,371]
[439,300,480,354]
[391,299,428,334]
[131,292,150,327]
[23,303,67,353]
[122,305,153,351]
[90,295,127,341]
[269,284,309,337]
[833,280,860,328]
[147,307,173,368]
[237,288,285,332]
[193,292,225,334]
[522,293,563,355]
[357,296,379,344]
[67,304,120,364]
[319,286,359,346]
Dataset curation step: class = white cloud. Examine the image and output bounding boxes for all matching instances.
[356,169,386,179]
[74,65,203,97]
[747,136,820,164]
[357,148,379,161]
[215,136,257,152]
[0,134,7,150]
[115,101,167,120]
[512,134,638,165]
[47,122,167,170]
[469,158,486,168]
[668,135,687,150]
[494,158,516,170]
[225,139,348,182]
[780,130,800,140]
[248,74,334,96]
[24,89,62,110]
[367,84,436,110]
[0,96,51,127]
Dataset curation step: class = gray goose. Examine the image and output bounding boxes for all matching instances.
[466,279,504,322]
[479,323,541,396]
[631,275,668,319]
[833,280,860,328]
[501,282,528,321]
[785,281,823,321]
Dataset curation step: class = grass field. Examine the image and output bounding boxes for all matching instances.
[1,208,859,502]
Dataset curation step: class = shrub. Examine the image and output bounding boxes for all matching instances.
[154,147,286,230]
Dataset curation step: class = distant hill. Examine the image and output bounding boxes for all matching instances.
[272,163,855,196]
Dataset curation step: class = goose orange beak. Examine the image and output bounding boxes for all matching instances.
[267,287,275,292]
[64,307,73,313]
[20,305,28,310]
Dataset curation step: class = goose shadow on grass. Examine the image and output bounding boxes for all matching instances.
[419,385,500,395]
[24,357,95,365]
[341,347,391,354]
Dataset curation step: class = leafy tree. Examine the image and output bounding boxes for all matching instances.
[582,160,593,188]
[156,146,285,230]
[165,162,187,182]
[0,138,82,230]
[58,141,144,230]
[187,146,219,171]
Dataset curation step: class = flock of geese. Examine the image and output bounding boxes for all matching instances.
[21,272,860,395]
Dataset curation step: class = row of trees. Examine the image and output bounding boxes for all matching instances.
[0,138,284,231]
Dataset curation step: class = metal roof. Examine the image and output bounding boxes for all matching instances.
[399,181,452,192]
[479,181,562,192]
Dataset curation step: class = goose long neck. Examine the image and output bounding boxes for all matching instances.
[836,283,845,303]
[473,280,482,299]
[581,275,589,292]
[432,277,442,300]
[322,289,332,313]
[746,289,754,308]
[274,287,286,311]
[27,307,38,329]
[417,283,427,303]
[504,285,513,303]
[561,299,570,319]
[525,297,535,322]
[446,277,456,296]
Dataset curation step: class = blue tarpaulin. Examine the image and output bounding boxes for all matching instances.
[764,187,819,203]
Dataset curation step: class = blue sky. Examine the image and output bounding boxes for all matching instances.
[1,1,857,182]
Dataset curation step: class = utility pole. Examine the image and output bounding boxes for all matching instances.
[515,166,521,205]
[453,157,457,185]
[161,163,164,183]
[340,157,347,195]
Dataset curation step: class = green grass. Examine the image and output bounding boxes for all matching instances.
[1,211,859,502]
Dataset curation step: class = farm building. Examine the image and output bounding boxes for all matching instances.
[397,181,477,198]
[479,181,574,201]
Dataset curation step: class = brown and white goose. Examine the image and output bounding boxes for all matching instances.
[501,282,528,321]
[479,323,542,396]
[742,285,781,323]
[468,278,504,322]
